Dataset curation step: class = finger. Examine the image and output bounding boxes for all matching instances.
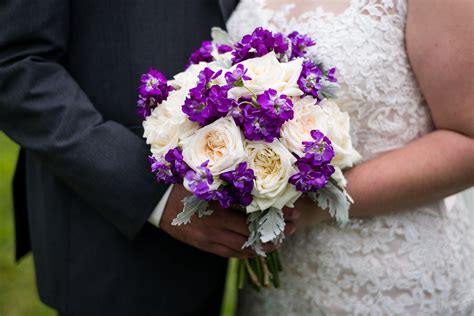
[283,207,301,221]
[284,222,296,236]
[218,209,250,236]
[209,243,253,259]
[218,230,255,255]
[262,242,279,253]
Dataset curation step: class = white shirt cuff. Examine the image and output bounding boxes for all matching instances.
[148,185,173,228]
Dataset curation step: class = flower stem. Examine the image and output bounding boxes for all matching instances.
[268,252,281,288]
[254,256,263,285]
[274,250,283,271]
[260,257,272,288]
[244,86,258,100]
[244,258,261,288]
[237,259,246,289]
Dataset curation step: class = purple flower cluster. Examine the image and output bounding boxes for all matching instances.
[232,89,294,142]
[289,130,336,192]
[185,161,215,201]
[187,41,233,68]
[184,161,255,208]
[137,69,174,118]
[232,27,289,64]
[225,64,251,87]
[149,148,188,184]
[215,162,255,208]
[288,31,316,59]
[326,67,337,83]
[182,68,236,125]
[297,60,324,100]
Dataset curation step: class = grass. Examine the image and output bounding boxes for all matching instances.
[0,132,238,316]
[0,132,54,316]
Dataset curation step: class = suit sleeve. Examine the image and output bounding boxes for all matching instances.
[0,0,166,239]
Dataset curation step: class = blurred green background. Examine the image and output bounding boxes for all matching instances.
[0,132,54,316]
[0,132,237,316]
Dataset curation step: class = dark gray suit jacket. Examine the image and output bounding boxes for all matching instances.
[0,0,239,315]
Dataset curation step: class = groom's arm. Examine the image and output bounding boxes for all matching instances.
[0,0,166,239]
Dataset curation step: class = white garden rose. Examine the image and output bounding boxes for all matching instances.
[280,97,362,169]
[143,89,198,157]
[246,140,302,213]
[228,52,304,99]
[320,99,362,169]
[181,116,246,178]
[280,96,331,157]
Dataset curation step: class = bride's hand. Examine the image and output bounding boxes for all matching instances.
[283,195,331,230]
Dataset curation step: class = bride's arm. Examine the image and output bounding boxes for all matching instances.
[294,0,474,226]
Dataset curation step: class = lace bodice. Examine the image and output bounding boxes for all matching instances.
[228,0,433,159]
[227,0,474,314]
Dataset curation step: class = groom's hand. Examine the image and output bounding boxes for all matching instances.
[160,185,270,259]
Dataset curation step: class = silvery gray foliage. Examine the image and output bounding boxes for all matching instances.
[308,53,323,66]
[307,181,350,225]
[211,27,235,46]
[319,79,340,99]
[258,207,285,243]
[242,212,265,256]
[171,196,213,226]
[242,208,285,256]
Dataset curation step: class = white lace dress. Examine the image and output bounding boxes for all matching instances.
[226,0,474,314]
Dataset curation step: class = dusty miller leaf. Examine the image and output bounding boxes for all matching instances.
[211,27,235,46]
[319,79,340,99]
[171,196,210,226]
[308,181,350,225]
[242,212,265,256]
[258,208,285,243]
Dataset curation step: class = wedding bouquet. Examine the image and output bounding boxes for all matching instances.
[138,27,361,289]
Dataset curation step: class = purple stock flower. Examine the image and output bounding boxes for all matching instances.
[238,102,282,142]
[298,60,323,100]
[273,32,290,55]
[302,130,335,165]
[231,27,289,64]
[225,64,251,87]
[149,156,174,183]
[216,162,255,208]
[289,162,324,192]
[185,161,214,201]
[182,67,234,125]
[164,147,188,178]
[287,31,316,60]
[213,189,233,209]
[220,162,255,193]
[326,67,337,83]
[289,161,334,192]
[288,130,336,192]
[231,89,294,142]
[218,44,233,54]
[208,85,235,114]
[257,89,294,121]
[186,41,233,68]
[137,69,173,118]
[149,147,188,184]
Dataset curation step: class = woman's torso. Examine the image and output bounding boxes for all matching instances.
[227,0,474,314]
